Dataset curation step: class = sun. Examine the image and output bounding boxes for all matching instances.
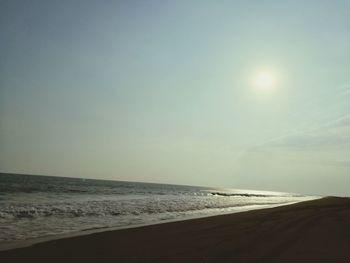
[254,71,277,91]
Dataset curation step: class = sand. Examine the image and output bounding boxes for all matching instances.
[1,197,350,262]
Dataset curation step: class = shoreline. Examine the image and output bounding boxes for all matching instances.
[2,196,350,262]
[0,200,314,252]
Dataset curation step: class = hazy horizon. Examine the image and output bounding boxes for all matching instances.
[1,0,350,196]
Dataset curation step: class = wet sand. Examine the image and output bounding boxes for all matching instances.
[1,197,350,262]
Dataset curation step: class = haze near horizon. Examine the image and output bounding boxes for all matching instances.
[1,0,350,196]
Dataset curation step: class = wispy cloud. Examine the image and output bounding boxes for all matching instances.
[237,83,350,158]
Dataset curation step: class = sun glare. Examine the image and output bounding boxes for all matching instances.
[254,71,277,91]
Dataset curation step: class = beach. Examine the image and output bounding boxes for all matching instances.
[1,196,350,262]
[0,173,315,243]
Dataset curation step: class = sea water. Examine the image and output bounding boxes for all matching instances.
[0,173,318,245]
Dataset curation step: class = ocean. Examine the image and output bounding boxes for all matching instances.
[0,173,318,247]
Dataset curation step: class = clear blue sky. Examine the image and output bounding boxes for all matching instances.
[1,0,350,195]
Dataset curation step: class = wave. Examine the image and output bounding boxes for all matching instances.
[0,193,317,242]
[211,192,273,197]
[0,195,302,220]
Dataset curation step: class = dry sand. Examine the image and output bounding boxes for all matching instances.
[1,197,350,262]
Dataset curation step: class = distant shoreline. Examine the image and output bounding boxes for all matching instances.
[3,197,350,262]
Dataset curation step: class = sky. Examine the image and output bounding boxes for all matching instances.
[1,0,350,196]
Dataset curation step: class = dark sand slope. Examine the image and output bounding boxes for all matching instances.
[2,197,350,263]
